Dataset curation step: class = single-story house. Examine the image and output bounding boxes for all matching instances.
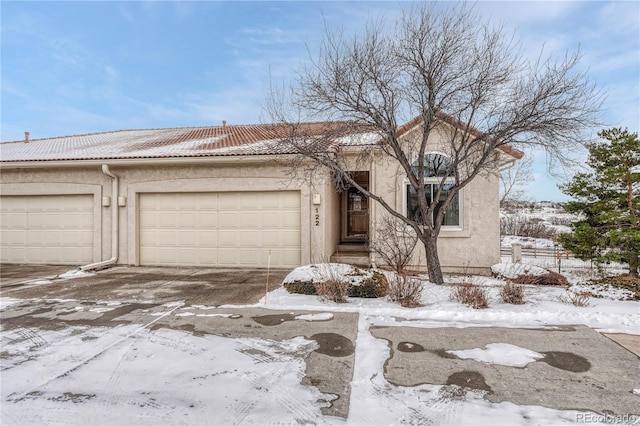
[0,117,522,274]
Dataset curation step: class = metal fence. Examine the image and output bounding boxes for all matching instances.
[500,244,626,273]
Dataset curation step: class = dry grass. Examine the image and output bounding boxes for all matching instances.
[450,283,489,309]
[558,289,591,307]
[512,271,569,287]
[500,281,526,304]
[388,274,423,308]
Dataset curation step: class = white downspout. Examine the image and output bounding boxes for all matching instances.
[81,165,119,271]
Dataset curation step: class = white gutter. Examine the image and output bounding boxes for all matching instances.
[81,165,119,271]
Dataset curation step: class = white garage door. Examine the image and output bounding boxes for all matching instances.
[0,195,94,264]
[139,192,301,267]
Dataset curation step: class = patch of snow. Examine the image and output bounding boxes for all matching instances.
[633,389,640,396]
[58,269,95,280]
[27,280,52,285]
[195,313,240,318]
[334,132,383,146]
[295,313,334,321]
[162,301,183,308]
[492,263,548,279]
[89,307,115,313]
[0,298,22,310]
[447,343,544,367]
[175,312,195,317]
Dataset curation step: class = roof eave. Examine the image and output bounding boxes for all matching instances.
[0,153,296,169]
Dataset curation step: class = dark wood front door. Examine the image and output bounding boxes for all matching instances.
[343,186,369,241]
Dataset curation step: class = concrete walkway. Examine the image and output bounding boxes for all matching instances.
[371,325,639,416]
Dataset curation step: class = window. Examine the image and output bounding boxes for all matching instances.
[405,153,461,227]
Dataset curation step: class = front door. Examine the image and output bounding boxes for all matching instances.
[342,181,369,242]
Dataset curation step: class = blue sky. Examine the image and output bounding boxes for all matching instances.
[1,1,638,201]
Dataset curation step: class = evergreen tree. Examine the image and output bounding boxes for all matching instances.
[560,128,640,276]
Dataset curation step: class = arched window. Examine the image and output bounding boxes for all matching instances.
[406,153,461,227]
[412,152,454,177]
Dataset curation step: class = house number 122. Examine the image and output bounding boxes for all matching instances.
[315,208,320,226]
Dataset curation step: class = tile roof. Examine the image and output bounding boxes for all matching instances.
[0,114,523,163]
[396,112,525,160]
[0,122,381,163]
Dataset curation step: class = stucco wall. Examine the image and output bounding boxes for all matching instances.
[367,125,501,275]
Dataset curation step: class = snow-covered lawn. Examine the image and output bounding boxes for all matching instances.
[1,263,638,425]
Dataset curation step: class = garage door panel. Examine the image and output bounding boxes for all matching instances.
[178,213,197,228]
[199,214,218,227]
[3,230,27,245]
[1,247,25,263]
[218,212,238,227]
[139,191,301,267]
[237,230,259,246]
[3,212,27,228]
[280,211,301,226]
[281,231,301,246]
[1,195,93,264]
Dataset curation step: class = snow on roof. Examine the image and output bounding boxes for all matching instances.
[0,114,521,163]
[0,122,382,163]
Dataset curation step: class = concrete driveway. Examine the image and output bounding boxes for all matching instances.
[1,264,639,423]
[1,264,290,306]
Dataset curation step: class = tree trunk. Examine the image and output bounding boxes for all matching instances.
[423,235,444,285]
[630,251,639,278]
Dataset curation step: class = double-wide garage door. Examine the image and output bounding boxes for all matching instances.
[139,191,301,268]
[0,195,94,264]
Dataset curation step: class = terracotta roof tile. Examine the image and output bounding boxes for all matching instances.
[0,115,523,163]
[0,122,381,163]
[396,112,524,160]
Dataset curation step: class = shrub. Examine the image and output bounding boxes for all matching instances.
[370,215,418,274]
[284,264,390,300]
[500,214,557,239]
[315,279,350,303]
[512,271,569,286]
[283,280,317,295]
[451,283,489,309]
[348,271,389,298]
[388,274,423,308]
[558,289,591,307]
[500,281,526,304]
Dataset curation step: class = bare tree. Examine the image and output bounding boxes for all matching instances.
[267,3,602,284]
[500,153,534,205]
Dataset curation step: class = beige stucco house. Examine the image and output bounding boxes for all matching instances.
[0,118,522,274]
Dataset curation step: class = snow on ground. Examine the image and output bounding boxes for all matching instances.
[295,313,334,321]
[260,266,639,335]
[57,269,96,280]
[491,262,548,278]
[1,262,638,425]
[1,325,328,425]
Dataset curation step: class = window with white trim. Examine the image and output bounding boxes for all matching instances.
[405,153,461,227]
